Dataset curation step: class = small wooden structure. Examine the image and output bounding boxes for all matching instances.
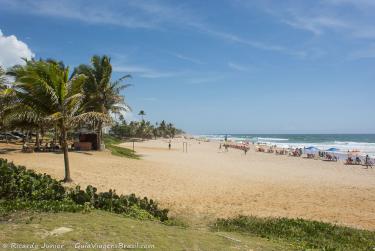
[74,133,98,151]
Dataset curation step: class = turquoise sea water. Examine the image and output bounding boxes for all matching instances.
[198,134,375,157]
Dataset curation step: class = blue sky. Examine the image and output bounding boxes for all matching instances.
[0,0,374,134]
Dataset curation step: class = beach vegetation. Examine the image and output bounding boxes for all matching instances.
[213,215,375,250]
[110,119,183,139]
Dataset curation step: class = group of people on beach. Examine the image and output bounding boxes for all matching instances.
[220,142,249,154]
[220,140,374,169]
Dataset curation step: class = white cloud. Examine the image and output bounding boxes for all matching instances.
[325,0,375,8]
[172,53,204,65]
[348,44,375,60]
[193,25,306,57]
[188,75,223,84]
[256,1,375,40]
[0,0,156,29]
[228,62,255,72]
[283,16,350,35]
[0,29,34,68]
[0,0,305,58]
[113,64,180,78]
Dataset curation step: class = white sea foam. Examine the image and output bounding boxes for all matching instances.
[257,137,289,141]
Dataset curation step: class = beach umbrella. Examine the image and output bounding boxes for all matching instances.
[326,147,339,152]
[305,146,319,151]
[305,146,319,153]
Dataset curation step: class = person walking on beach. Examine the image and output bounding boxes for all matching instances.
[365,155,372,168]
[168,140,171,150]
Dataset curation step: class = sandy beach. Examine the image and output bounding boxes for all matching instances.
[1,138,375,230]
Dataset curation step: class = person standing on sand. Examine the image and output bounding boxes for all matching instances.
[224,144,228,152]
[365,155,372,168]
[168,140,171,150]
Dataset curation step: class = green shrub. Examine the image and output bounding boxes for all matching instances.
[0,158,168,221]
[0,199,84,214]
[68,186,168,221]
[213,215,375,250]
[0,159,65,201]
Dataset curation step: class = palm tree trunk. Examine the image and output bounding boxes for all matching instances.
[61,126,72,182]
[97,121,103,151]
[35,129,40,149]
[97,104,106,151]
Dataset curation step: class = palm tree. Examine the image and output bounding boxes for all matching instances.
[9,60,109,182]
[73,55,131,150]
[0,66,14,133]
[167,123,176,138]
[0,66,7,89]
[138,110,146,120]
[0,67,7,132]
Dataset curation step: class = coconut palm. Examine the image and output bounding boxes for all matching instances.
[138,110,146,120]
[0,66,14,132]
[9,60,110,182]
[0,66,7,89]
[73,55,131,150]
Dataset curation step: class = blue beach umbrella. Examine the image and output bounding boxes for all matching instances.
[305,146,319,154]
[305,146,319,152]
[326,147,339,152]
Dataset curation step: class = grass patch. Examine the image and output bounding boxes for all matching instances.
[213,215,375,250]
[103,135,139,159]
[0,210,296,251]
[103,134,123,145]
[106,144,139,159]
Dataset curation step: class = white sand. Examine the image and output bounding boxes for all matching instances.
[1,139,375,229]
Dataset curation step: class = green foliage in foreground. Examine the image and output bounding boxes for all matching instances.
[103,135,140,159]
[0,158,168,221]
[213,215,375,250]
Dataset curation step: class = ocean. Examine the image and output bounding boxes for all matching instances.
[197,134,375,158]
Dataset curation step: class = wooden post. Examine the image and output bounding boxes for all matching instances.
[183,142,188,153]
